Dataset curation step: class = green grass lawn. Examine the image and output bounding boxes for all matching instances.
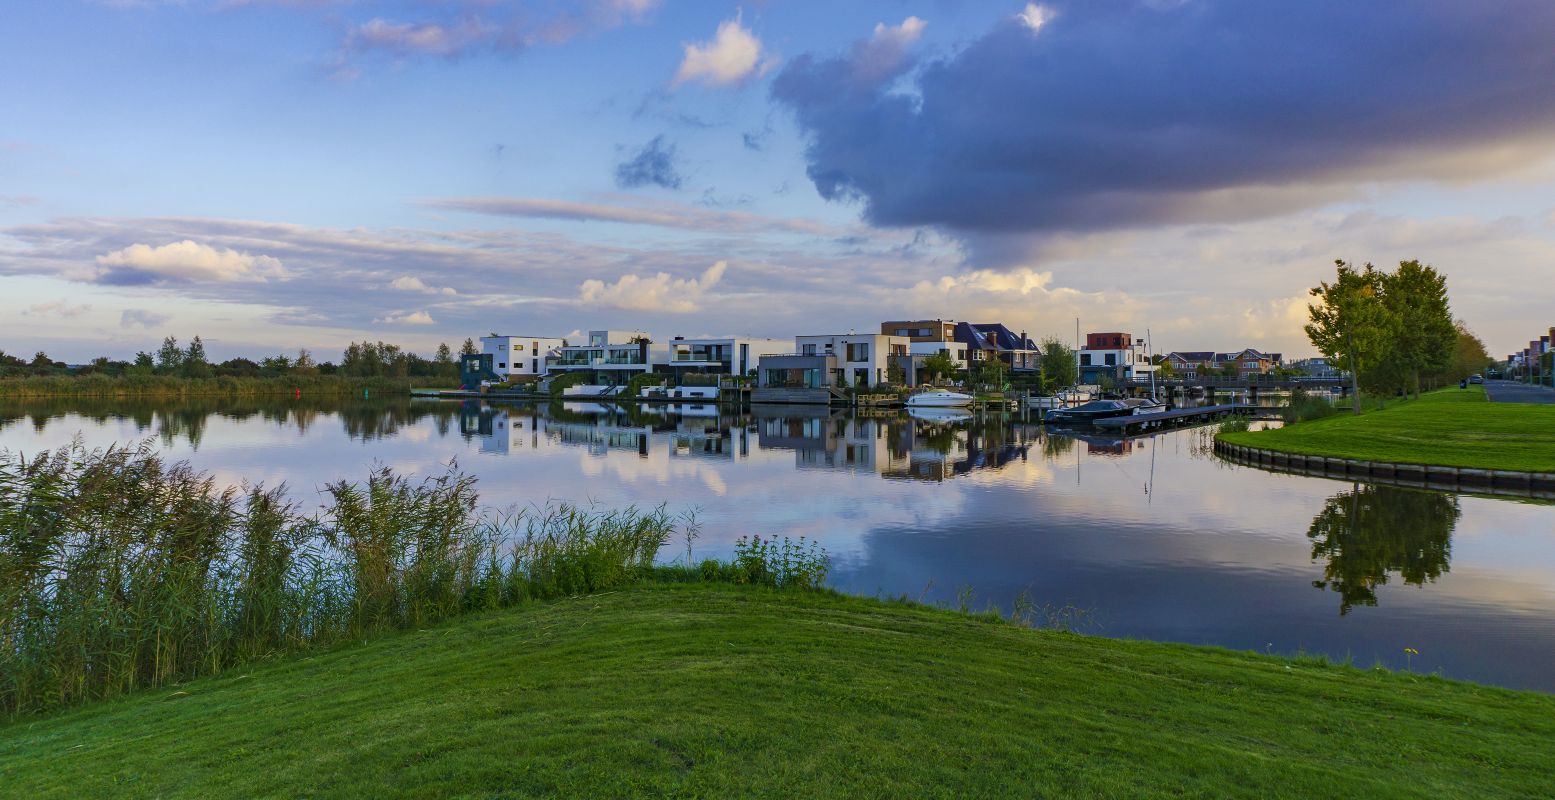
[3,584,1551,799]
[1219,386,1555,473]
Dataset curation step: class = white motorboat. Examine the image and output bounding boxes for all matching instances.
[906,389,974,408]
[907,406,974,424]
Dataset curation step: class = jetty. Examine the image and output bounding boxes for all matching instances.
[1090,403,1264,435]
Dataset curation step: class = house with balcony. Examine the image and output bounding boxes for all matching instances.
[1163,351,1216,378]
[956,322,1041,373]
[481,334,568,383]
[794,333,911,388]
[879,320,970,386]
[1078,332,1156,384]
[545,330,667,392]
[1214,348,1281,377]
[663,336,790,381]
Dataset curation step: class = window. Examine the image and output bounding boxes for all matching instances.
[1080,354,1092,366]
[894,328,911,336]
[498,362,506,369]
[846,343,870,362]
[1105,354,1117,366]
[918,328,931,337]
[531,359,538,372]
[802,343,817,356]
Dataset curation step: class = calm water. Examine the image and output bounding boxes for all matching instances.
[4,396,1554,691]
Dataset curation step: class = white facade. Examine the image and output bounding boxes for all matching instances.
[1079,341,1157,380]
[550,330,668,375]
[795,333,911,388]
[481,335,567,380]
[666,336,790,377]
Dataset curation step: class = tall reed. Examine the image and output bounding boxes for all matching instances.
[0,441,676,717]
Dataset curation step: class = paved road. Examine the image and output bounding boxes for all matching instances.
[1484,380,1555,404]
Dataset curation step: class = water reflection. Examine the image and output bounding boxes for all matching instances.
[1306,484,1459,615]
[3,396,1554,690]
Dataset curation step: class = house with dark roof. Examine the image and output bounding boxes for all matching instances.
[954,322,1040,372]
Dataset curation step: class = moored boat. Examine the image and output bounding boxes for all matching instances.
[906,389,974,408]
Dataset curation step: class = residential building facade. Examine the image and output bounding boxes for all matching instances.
[546,330,667,388]
[794,333,911,388]
[956,322,1040,373]
[481,335,567,381]
[1079,332,1156,383]
[664,336,789,381]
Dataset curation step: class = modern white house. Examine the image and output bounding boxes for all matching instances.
[1078,332,1157,384]
[794,333,912,388]
[664,336,790,380]
[480,335,568,381]
[546,330,668,393]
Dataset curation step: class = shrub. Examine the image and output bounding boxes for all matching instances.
[1282,388,1339,424]
[730,535,830,590]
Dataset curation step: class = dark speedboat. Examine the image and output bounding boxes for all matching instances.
[1043,400,1134,424]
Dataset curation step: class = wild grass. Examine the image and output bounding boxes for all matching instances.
[1280,388,1339,423]
[0,441,676,717]
[0,374,439,400]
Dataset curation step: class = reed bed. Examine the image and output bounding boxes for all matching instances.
[0,441,674,717]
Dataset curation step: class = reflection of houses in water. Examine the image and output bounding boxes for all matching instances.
[460,402,751,460]
[753,406,1033,481]
[1066,431,1134,456]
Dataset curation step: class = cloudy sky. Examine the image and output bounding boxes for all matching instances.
[4,0,1554,363]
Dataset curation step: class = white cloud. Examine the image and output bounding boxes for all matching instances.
[1018,3,1053,34]
[578,261,727,313]
[94,240,286,284]
[850,16,927,84]
[346,18,498,58]
[673,15,772,87]
[120,309,171,328]
[25,300,92,318]
[389,275,457,295]
[374,310,436,325]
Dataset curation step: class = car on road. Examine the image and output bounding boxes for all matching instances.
[1469,374,1484,384]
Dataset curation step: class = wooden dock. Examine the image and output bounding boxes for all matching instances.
[1090,403,1263,435]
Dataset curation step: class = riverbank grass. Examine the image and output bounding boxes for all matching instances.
[2,583,1552,798]
[1218,385,1555,473]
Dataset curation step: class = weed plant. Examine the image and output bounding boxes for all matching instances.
[0,441,674,717]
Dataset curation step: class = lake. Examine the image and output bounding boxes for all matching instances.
[3,395,1553,691]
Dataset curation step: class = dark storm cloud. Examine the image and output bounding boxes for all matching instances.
[771,0,1555,234]
[614,135,685,190]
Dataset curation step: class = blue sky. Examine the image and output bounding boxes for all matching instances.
[3,0,1554,362]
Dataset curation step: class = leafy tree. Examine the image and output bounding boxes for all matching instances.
[1381,260,1454,399]
[971,356,1006,392]
[922,351,957,385]
[1306,261,1396,414]
[886,359,905,386]
[1038,337,1077,393]
[130,352,155,376]
[156,336,183,374]
[294,348,317,375]
[181,336,213,378]
[459,338,478,357]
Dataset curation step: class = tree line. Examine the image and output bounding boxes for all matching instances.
[1305,259,1490,412]
[0,337,486,382]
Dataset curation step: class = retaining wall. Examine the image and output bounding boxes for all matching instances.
[1213,439,1555,500]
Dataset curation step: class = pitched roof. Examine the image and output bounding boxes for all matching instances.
[955,322,1037,352]
[1167,351,1215,361]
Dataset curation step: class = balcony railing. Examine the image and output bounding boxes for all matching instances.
[672,352,729,362]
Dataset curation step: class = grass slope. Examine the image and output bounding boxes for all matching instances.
[3,584,1552,799]
[1219,386,1555,473]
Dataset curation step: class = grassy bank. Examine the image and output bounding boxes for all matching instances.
[2,583,1552,798]
[0,374,443,400]
[1218,386,1555,473]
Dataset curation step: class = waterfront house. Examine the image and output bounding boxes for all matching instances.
[1215,349,1281,376]
[1079,332,1157,384]
[664,336,790,381]
[1289,357,1342,379]
[481,335,567,383]
[878,320,971,386]
[546,330,667,392]
[793,333,912,388]
[956,322,1041,373]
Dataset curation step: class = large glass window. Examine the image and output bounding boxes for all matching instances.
[846,343,870,362]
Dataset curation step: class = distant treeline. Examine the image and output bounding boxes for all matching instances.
[0,335,481,398]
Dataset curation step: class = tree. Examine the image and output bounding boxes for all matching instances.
[922,351,957,385]
[130,352,155,376]
[1306,261,1396,414]
[972,356,1007,392]
[181,336,213,378]
[1381,260,1454,399]
[294,348,317,375]
[156,336,183,374]
[459,338,478,357]
[886,359,906,386]
[1038,337,1078,393]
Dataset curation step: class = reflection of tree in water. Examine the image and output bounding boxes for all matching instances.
[0,396,461,447]
[1039,430,1075,458]
[1306,483,1459,615]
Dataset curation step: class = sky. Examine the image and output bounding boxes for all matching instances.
[3,0,1554,363]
